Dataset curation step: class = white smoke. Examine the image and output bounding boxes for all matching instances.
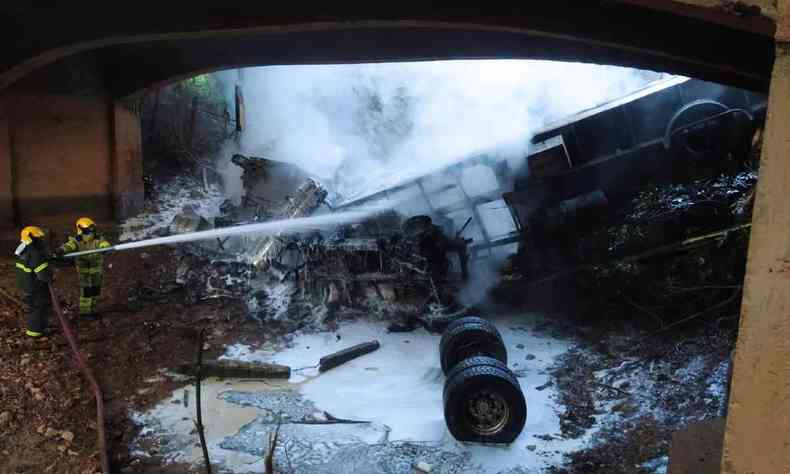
[208,60,671,306]
[221,60,668,202]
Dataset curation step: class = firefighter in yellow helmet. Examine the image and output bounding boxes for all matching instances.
[55,218,111,319]
[15,226,53,338]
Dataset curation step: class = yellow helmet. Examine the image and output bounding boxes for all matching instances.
[20,226,45,244]
[76,217,96,234]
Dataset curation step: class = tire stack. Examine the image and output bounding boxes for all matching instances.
[440,316,527,444]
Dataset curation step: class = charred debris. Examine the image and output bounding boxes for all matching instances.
[162,76,765,340]
[170,154,472,334]
[499,77,763,335]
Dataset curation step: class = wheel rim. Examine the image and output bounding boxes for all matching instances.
[465,389,510,436]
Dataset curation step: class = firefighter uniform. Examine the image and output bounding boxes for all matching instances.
[14,226,53,338]
[58,218,111,317]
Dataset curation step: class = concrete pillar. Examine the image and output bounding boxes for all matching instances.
[10,91,113,225]
[110,102,144,220]
[721,6,790,471]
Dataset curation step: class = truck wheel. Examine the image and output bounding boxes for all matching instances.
[443,356,515,397]
[440,317,506,375]
[443,363,527,444]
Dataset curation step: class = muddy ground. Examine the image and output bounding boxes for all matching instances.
[0,244,273,474]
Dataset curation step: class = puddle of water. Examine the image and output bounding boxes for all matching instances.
[131,379,289,469]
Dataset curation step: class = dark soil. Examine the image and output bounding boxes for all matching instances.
[0,245,270,474]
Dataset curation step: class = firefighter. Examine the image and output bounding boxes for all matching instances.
[56,217,111,319]
[14,226,53,338]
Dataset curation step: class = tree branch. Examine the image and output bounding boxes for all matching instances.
[194,328,212,474]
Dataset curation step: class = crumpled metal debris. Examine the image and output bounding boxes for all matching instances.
[169,154,468,329]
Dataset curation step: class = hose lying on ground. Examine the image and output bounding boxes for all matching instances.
[49,284,110,474]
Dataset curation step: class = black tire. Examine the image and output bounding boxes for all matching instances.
[440,317,506,375]
[443,364,527,444]
[442,315,497,336]
[443,356,516,397]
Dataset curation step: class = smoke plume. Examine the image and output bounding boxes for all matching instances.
[220,60,668,202]
[213,60,670,305]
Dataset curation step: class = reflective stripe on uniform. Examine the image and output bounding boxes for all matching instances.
[78,266,103,274]
[33,262,49,273]
[98,241,111,248]
[15,262,31,272]
[25,329,42,338]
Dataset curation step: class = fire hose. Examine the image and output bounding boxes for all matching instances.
[49,284,110,474]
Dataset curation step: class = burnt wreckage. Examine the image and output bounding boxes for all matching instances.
[174,154,474,329]
[165,76,765,446]
[175,77,764,327]
[504,76,765,277]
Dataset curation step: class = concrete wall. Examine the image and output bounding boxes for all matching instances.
[721,36,790,473]
[111,103,145,220]
[0,53,143,230]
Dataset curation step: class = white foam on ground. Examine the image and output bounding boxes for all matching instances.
[222,315,590,472]
[128,380,269,466]
[119,177,224,242]
[133,315,595,472]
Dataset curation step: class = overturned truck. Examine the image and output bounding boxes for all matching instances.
[502,76,765,279]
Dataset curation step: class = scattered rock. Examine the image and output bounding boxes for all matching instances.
[527,445,538,451]
[36,425,46,435]
[415,461,433,473]
[611,401,638,416]
[516,344,525,349]
[525,354,536,361]
[535,434,555,441]
[45,427,59,438]
[57,445,67,453]
[535,381,554,391]
[0,411,11,426]
[61,431,75,443]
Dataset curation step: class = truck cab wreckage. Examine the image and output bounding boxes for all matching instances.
[173,153,476,332]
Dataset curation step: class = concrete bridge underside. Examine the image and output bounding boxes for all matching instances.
[1,3,789,472]
[0,3,778,231]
